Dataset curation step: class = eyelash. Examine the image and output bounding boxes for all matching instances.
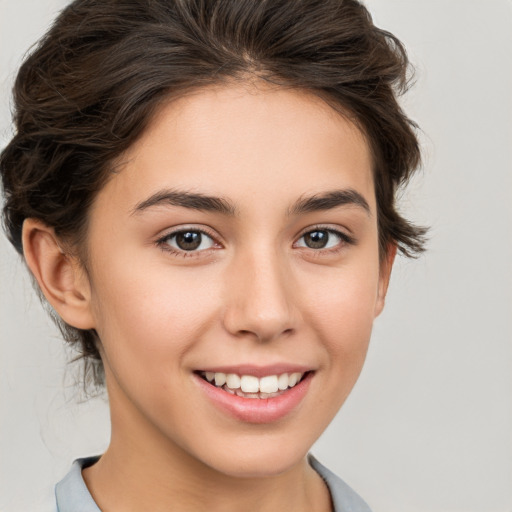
[295,226,356,255]
[156,227,220,258]
[156,225,356,258]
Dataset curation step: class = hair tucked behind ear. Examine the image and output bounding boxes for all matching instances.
[1,0,427,392]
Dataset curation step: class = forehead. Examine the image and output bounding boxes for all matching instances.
[97,83,375,216]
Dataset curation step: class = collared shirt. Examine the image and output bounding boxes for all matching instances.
[38,454,372,511]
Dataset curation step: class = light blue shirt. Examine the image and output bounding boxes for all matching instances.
[46,454,372,512]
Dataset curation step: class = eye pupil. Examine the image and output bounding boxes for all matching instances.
[304,230,328,249]
[176,231,202,250]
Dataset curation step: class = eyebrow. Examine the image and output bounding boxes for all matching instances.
[288,189,371,216]
[131,189,238,216]
[131,188,370,217]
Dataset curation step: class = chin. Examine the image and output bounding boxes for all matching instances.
[190,433,312,479]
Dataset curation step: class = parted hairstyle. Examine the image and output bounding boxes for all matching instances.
[1,0,427,390]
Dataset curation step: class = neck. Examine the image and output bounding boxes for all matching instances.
[83,440,330,512]
[82,387,332,512]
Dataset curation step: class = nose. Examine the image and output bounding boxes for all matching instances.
[222,248,298,343]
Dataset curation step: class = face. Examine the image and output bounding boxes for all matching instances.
[83,83,391,478]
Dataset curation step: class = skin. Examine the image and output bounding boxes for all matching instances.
[23,82,395,512]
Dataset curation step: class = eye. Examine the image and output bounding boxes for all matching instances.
[295,228,351,250]
[159,229,216,253]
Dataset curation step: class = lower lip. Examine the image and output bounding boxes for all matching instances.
[195,372,313,424]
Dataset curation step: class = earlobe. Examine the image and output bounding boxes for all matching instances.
[374,243,397,318]
[22,218,96,330]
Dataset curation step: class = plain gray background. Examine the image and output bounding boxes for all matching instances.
[1,1,511,511]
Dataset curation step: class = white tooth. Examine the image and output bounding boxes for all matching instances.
[226,373,241,389]
[288,372,300,387]
[205,372,215,382]
[292,372,303,386]
[214,372,226,387]
[278,373,289,390]
[259,375,278,393]
[240,375,259,393]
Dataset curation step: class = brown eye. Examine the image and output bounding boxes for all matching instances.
[176,231,201,250]
[296,228,350,250]
[303,230,329,249]
[163,230,215,252]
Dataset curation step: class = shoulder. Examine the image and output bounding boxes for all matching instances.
[309,455,373,512]
[55,456,101,512]
[13,456,101,512]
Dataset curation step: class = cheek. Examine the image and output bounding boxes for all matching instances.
[300,261,380,362]
[89,257,219,372]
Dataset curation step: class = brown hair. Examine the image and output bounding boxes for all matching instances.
[0,0,427,389]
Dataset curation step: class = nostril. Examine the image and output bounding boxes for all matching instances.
[221,285,298,342]
[234,327,295,343]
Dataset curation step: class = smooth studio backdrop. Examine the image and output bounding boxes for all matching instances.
[1,1,511,511]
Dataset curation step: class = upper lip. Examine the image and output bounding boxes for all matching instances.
[196,364,313,378]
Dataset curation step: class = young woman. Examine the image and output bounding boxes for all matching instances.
[1,1,426,510]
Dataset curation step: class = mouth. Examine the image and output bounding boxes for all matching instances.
[196,370,310,399]
[194,368,314,423]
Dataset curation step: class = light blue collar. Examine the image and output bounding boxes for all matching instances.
[55,454,372,512]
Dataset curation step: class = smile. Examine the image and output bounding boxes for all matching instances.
[199,371,306,399]
[195,367,314,423]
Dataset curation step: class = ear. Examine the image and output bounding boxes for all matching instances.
[22,218,96,330]
[374,243,397,318]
